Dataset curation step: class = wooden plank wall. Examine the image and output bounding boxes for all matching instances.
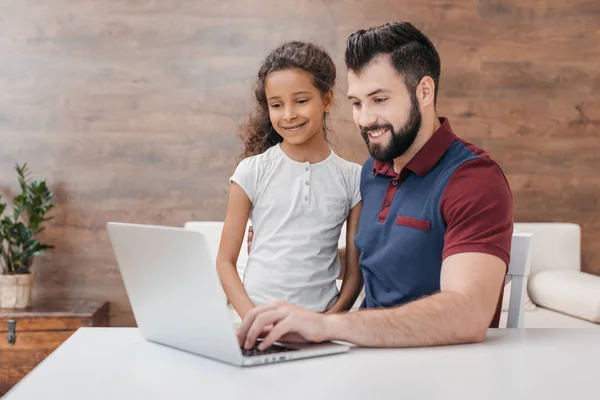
[1,0,598,326]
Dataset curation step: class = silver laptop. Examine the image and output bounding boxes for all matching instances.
[106,222,350,366]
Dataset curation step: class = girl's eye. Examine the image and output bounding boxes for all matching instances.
[270,103,281,108]
[297,99,308,104]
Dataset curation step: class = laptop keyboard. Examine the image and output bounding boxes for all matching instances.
[241,342,299,357]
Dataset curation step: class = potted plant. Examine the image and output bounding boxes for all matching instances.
[0,163,55,308]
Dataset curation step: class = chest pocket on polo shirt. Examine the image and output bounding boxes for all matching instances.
[394,216,432,252]
[396,216,431,231]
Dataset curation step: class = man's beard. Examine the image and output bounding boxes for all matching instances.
[360,95,422,163]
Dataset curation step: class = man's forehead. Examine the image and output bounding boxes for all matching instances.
[347,62,406,97]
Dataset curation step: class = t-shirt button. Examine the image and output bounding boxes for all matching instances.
[392,180,398,186]
[384,200,390,207]
[305,166,310,171]
[304,196,309,201]
[305,181,309,186]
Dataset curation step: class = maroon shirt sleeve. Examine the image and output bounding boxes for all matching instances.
[440,157,513,267]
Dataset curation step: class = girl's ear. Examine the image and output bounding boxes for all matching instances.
[323,89,334,113]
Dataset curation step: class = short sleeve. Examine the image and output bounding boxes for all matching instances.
[229,157,259,202]
[349,162,362,209]
[440,157,513,267]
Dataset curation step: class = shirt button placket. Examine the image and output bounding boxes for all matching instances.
[304,163,311,205]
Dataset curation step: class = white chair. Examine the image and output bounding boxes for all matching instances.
[505,232,533,328]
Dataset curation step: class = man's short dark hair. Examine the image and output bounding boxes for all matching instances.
[345,22,441,106]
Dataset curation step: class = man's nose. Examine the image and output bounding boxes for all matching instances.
[359,107,377,129]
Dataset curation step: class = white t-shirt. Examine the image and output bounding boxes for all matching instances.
[230,144,361,312]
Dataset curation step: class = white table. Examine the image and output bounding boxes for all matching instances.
[3,328,598,400]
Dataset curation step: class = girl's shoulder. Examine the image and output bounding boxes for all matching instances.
[230,146,286,202]
[326,152,363,207]
[328,152,363,177]
[236,145,284,172]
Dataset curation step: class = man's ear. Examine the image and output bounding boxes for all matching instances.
[323,89,334,113]
[417,76,436,108]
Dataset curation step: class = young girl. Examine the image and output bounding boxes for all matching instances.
[216,41,363,319]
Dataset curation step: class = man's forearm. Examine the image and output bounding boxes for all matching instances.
[327,291,489,347]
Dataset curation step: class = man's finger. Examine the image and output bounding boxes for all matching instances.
[237,312,254,346]
[244,309,287,349]
[236,302,279,346]
[259,324,273,338]
[258,318,293,350]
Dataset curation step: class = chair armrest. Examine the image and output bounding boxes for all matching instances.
[529,270,600,323]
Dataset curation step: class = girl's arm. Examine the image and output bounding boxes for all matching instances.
[337,248,346,279]
[216,182,255,319]
[326,201,363,313]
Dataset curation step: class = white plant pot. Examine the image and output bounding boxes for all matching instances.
[0,272,36,309]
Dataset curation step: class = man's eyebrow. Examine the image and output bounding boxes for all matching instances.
[347,88,391,100]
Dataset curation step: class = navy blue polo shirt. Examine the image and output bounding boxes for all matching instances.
[354,117,513,327]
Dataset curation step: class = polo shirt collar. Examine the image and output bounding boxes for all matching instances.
[372,117,457,178]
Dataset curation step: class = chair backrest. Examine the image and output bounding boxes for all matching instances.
[505,232,533,328]
[513,223,580,275]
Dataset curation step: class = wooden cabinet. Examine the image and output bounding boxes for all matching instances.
[0,300,109,396]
